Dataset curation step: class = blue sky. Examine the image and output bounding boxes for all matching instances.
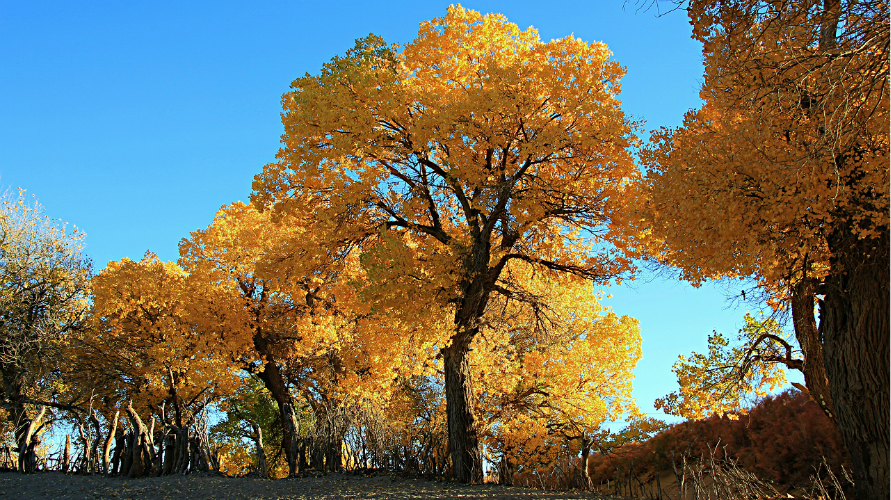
[0,0,799,425]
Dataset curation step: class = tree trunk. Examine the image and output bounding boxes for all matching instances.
[15,405,45,473]
[110,428,126,475]
[791,279,838,426]
[103,411,119,475]
[119,432,133,476]
[498,449,514,486]
[124,402,155,478]
[257,359,301,476]
[579,438,592,490]
[63,435,71,473]
[443,334,481,484]
[822,229,889,500]
[250,420,268,479]
[282,402,301,476]
[162,430,176,475]
[88,410,103,474]
[77,422,91,473]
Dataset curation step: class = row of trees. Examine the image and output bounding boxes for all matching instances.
[1,1,886,497]
[0,190,641,481]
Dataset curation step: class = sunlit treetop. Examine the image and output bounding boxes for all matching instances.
[253,4,640,292]
[627,0,888,303]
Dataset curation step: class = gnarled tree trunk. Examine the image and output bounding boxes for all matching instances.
[822,229,889,500]
[249,420,268,479]
[124,402,155,478]
[255,341,301,476]
[14,405,45,473]
[791,279,837,427]
[103,411,119,475]
[443,331,481,484]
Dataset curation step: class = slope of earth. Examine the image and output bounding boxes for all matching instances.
[0,471,617,499]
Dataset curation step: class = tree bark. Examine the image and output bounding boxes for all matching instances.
[103,411,119,475]
[443,332,481,484]
[249,420,268,479]
[791,279,838,427]
[822,229,889,500]
[110,428,126,475]
[257,358,301,476]
[579,437,592,490]
[63,434,71,473]
[124,402,155,478]
[162,429,176,475]
[14,405,45,473]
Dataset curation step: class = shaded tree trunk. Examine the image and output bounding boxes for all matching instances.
[498,449,514,486]
[791,279,837,427]
[119,432,133,476]
[162,430,176,475]
[579,437,592,490]
[255,345,301,476]
[14,405,45,473]
[76,421,92,473]
[124,402,155,478]
[443,332,481,484]
[822,229,889,500]
[249,420,268,479]
[110,428,126,475]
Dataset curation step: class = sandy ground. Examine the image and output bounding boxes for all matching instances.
[0,471,620,499]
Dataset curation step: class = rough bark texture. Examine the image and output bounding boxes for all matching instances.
[257,358,301,476]
[124,402,155,478]
[791,279,838,427]
[250,420,268,479]
[579,438,592,490]
[282,402,301,475]
[443,334,481,484]
[14,405,45,473]
[822,229,889,500]
[110,428,126,475]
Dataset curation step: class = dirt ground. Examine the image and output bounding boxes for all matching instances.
[0,471,620,499]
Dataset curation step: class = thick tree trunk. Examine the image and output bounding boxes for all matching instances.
[162,430,176,475]
[822,230,889,500]
[282,402,301,475]
[249,420,268,479]
[119,432,133,476]
[14,405,45,473]
[579,438,592,490]
[443,334,482,484]
[791,279,838,426]
[124,402,155,478]
[257,359,301,476]
[110,428,126,475]
[498,448,514,486]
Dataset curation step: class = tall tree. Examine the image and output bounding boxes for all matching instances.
[180,202,427,475]
[253,6,638,482]
[81,253,248,476]
[472,266,641,488]
[0,190,91,473]
[636,1,888,497]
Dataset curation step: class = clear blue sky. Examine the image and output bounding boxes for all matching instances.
[0,0,800,425]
